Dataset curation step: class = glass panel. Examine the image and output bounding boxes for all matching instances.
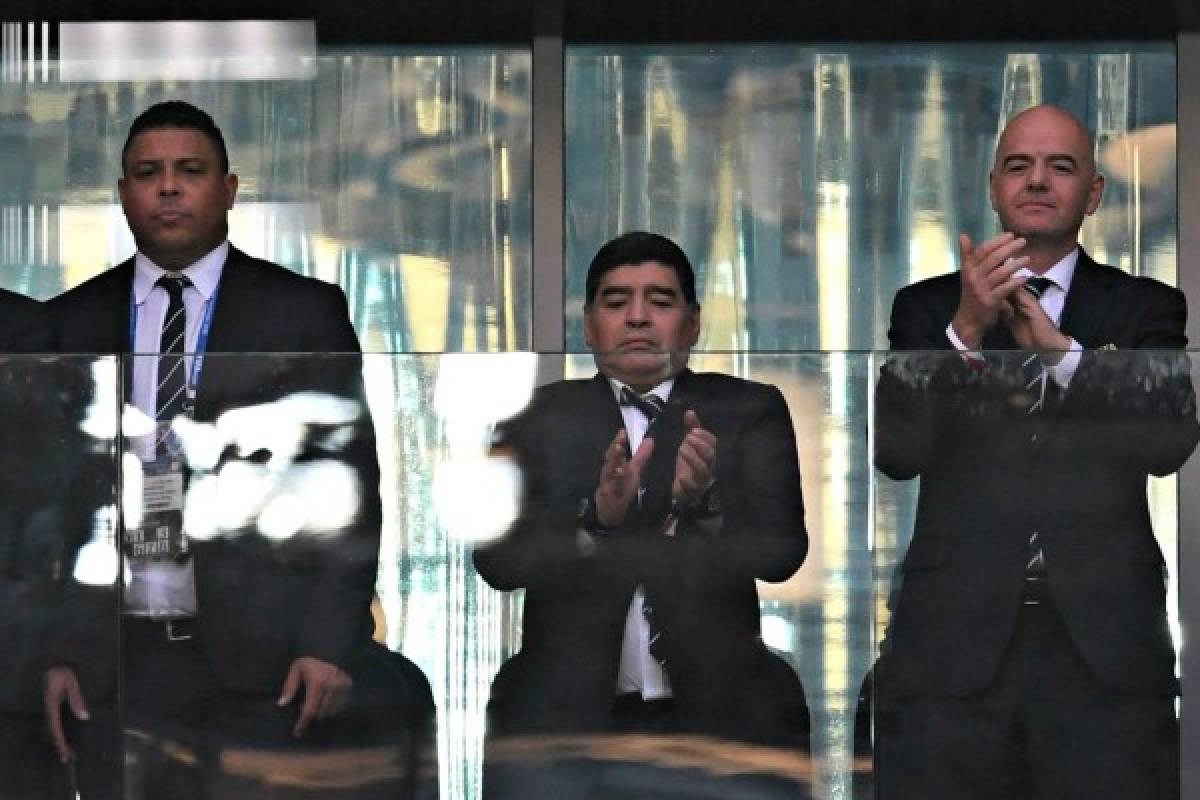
[871,347,1192,798]
[564,43,1176,352]
[5,352,1192,797]
[0,37,532,353]
[0,356,120,799]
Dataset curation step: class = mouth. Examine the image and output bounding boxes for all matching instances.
[619,338,660,351]
[153,210,190,223]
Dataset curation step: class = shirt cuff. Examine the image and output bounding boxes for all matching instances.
[1047,339,1083,388]
[945,322,985,366]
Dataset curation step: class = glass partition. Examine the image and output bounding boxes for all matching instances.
[564,43,1176,353]
[0,40,532,352]
[3,350,1189,798]
[0,356,119,800]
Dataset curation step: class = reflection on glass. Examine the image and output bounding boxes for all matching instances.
[566,43,1176,353]
[0,48,532,353]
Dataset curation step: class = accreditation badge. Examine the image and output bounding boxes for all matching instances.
[125,422,189,560]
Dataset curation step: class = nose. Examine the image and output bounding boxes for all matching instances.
[1026,160,1048,190]
[625,296,650,327]
[158,167,181,196]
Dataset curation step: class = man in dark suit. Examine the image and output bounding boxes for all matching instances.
[43,101,432,799]
[475,232,810,777]
[0,292,77,798]
[874,104,1197,798]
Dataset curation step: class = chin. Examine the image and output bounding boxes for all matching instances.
[606,352,673,387]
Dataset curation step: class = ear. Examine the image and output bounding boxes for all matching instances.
[117,176,129,212]
[223,173,239,210]
[685,305,701,348]
[1084,171,1104,216]
[582,305,596,348]
[988,170,998,212]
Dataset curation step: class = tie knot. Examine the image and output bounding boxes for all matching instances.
[156,273,193,300]
[1023,276,1054,299]
[619,386,665,421]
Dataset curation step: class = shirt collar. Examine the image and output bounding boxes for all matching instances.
[607,376,674,405]
[1017,246,1079,293]
[132,241,229,305]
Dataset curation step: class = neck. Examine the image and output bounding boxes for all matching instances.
[1018,237,1078,275]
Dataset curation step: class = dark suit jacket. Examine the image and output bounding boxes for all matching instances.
[47,246,382,697]
[474,368,809,744]
[875,250,1199,699]
[0,289,72,712]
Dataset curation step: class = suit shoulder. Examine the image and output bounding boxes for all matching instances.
[893,272,961,308]
[1086,259,1185,306]
[47,262,131,313]
[239,253,348,303]
[686,371,784,405]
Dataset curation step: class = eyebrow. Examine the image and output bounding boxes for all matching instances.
[1002,153,1079,167]
[598,284,680,298]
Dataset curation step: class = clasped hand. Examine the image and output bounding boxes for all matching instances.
[951,232,1071,363]
[594,410,717,528]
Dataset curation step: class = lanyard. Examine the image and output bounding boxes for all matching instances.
[129,280,221,400]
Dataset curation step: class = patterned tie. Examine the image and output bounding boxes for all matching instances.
[1021,276,1053,600]
[1020,277,1055,414]
[619,386,666,430]
[155,274,192,447]
[618,386,669,665]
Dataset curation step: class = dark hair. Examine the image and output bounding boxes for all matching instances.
[584,231,698,306]
[121,101,229,174]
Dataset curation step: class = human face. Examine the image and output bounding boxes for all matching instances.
[119,127,238,270]
[584,261,700,392]
[989,106,1103,260]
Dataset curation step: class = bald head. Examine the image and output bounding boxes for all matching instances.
[994,105,1096,173]
[989,103,1104,267]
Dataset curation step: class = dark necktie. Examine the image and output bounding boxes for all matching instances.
[156,274,192,428]
[618,386,669,665]
[1020,277,1055,414]
[619,386,665,428]
[1021,276,1054,599]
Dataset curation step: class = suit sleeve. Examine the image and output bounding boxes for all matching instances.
[1057,284,1199,477]
[874,284,970,480]
[666,384,808,583]
[292,286,383,668]
[471,391,605,591]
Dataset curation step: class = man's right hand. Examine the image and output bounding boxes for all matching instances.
[594,429,655,528]
[950,232,1030,349]
[44,666,89,764]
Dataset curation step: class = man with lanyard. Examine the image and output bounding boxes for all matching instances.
[44,101,428,799]
[475,232,810,795]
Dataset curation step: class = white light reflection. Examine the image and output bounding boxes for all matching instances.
[78,359,119,440]
[59,21,316,82]
[432,353,537,544]
[170,392,364,543]
[72,507,119,587]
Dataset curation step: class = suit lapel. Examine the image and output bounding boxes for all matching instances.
[637,369,694,526]
[192,247,260,420]
[583,372,626,460]
[1058,250,1115,347]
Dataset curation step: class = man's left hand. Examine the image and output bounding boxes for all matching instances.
[278,656,353,737]
[1004,286,1072,365]
[673,410,717,506]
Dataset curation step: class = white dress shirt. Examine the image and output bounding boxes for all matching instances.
[606,377,676,699]
[946,246,1083,388]
[124,241,228,617]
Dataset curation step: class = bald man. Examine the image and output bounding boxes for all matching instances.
[874,105,1197,798]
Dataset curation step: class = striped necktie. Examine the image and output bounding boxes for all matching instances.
[1020,277,1055,414]
[1021,276,1054,599]
[155,274,192,430]
[618,385,669,665]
